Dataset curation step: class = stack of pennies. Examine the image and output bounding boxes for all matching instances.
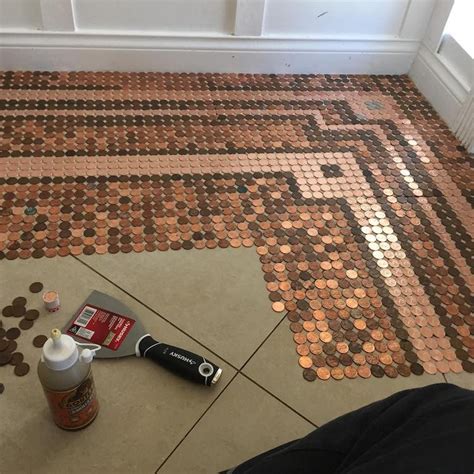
[0,282,48,393]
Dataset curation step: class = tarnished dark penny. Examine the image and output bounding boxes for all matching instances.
[326,355,339,367]
[462,360,474,373]
[0,339,9,352]
[312,354,326,367]
[303,369,317,381]
[14,362,30,377]
[384,366,398,378]
[29,282,44,293]
[6,328,21,340]
[12,306,26,318]
[19,319,34,330]
[2,306,14,317]
[0,352,12,366]
[339,354,353,366]
[32,335,48,348]
[410,363,424,375]
[0,383,4,394]
[12,297,27,307]
[397,364,411,377]
[24,309,40,321]
[5,340,17,353]
[9,352,24,366]
[370,365,384,378]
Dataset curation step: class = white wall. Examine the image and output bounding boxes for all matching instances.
[0,0,436,73]
[73,0,236,34]
[409,0,473,152]
[264,0,410,37]
[0,0,42,29]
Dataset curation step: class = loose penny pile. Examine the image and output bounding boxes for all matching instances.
[0,282,48,394]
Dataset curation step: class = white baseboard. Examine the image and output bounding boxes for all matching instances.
[0,31,418,74]
[409,43,470,130]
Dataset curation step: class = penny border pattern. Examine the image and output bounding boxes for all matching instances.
[1,71,473,381]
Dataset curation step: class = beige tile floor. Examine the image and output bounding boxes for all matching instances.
[1,249,472,473]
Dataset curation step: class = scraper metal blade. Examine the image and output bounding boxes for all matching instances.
[63,290,222,386]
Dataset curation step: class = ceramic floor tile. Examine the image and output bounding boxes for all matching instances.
[0,257,234,474]
[444,372,474,390]
[77,248,280,368]
[243,321,446,426]
[158,374,314,474]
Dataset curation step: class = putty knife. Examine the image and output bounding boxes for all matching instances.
[63,290,222,386]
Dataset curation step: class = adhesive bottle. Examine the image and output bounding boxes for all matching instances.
[38,328,100,430]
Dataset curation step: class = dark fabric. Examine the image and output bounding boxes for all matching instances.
[224,383,474,474]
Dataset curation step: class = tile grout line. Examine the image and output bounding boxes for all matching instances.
[155,312,317,473]
[239,311,288,373]
[154,371,240,473]
[240,372,319,429]
[75,255,320,466]
[73,255,240,372]
[239,312,319,429]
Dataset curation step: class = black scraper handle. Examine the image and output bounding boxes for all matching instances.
[137,335,222,386]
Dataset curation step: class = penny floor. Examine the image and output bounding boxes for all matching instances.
[0,72,473,473]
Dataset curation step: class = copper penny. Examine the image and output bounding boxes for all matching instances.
[344,366,358,379]
[14,362,30,377]
[9,352,24,366]
[353,353,366,365]
[436,360,450,373]
[302,321,315,332]
[0,352,12,366]
[309,343,323,355]
[29,282,44,293]
[24,309,40,321]
[32,335,48,348]
[303,369,317,381]
[366,353,379,365]
[6,328,21,340]
[330,367,344,380]
[272,302,285,313]
[370,365,384,378]
[448,360,463,373]
[353,319,366,330]
[357,365,371,378]
[293,333,306,344]
[336,342,349,353]
[6,340,17,353]
[12,296,27,307]
[298,356,313,369]
[19,319,34,330]
[320,332,332,343]
[12,306,26,318]
[346,299,358,309]
[362,342,375,353]
[307,332,319,343]
[2,306,14,317]
[423,361,437,374]
[384,366,398,378]
[296,344,310,356]
[316,367,331,380]
[379,353,393,365]
[397,364,411,377]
